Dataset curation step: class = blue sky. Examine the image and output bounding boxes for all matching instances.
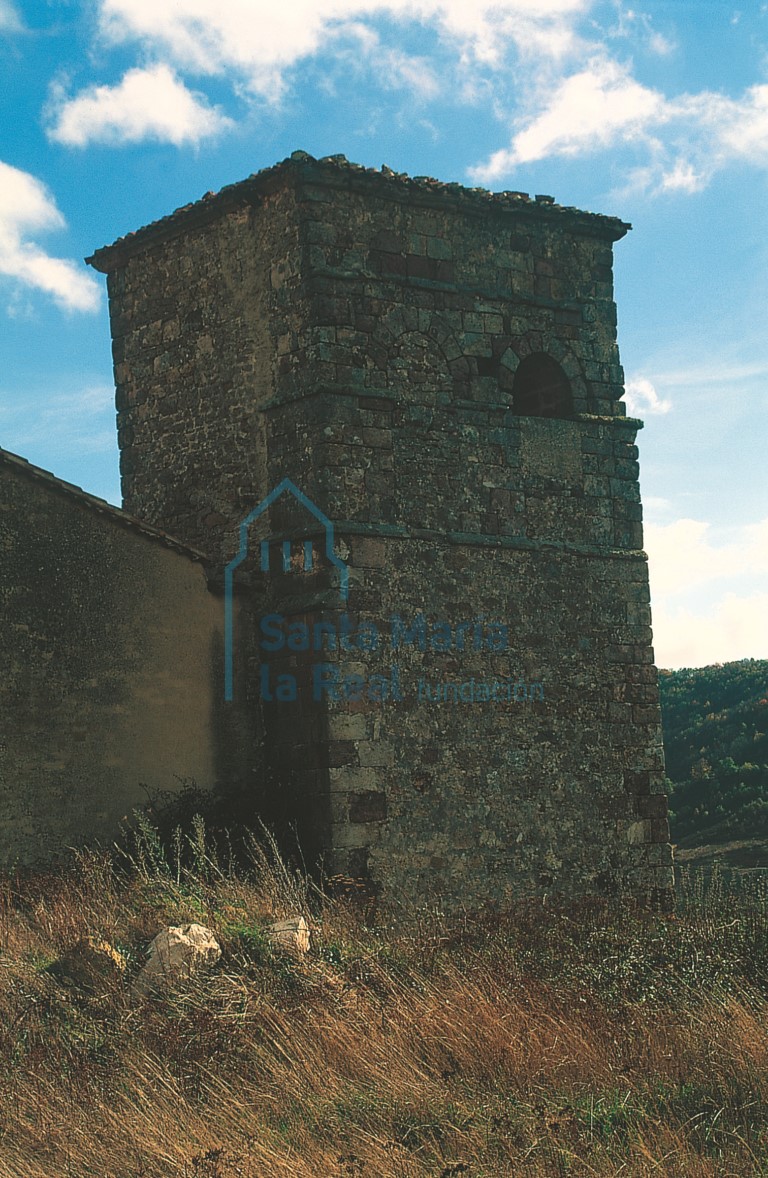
[1,0,767,669]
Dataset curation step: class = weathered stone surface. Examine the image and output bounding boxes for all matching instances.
[134,923,221,994]
[268,916,311,954]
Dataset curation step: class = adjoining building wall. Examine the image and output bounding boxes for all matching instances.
[89,153,674,908]
[0,453,252,866]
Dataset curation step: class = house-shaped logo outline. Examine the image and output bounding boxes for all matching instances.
[223,478,349,701]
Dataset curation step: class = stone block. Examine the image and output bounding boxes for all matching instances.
[349,791,387,822]
[134,924,221,995]
[268,916,310,955]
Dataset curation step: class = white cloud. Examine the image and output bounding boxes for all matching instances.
[643,495,672,515]
[380,48,441,100]
[645,517,768,667]
[648,31,674,57]
[624,376,672,417]
[0,385,117,458]
[47,63,233,147]
[41,0,768,198]
[332,24,441,100]
[696,84,768,165]
[438,1,587,66]
[469,40,768,194]
[93,0,588,99]
[640,87,768,194]
[0,162,100,313]
[471,58,664,180]
[645,519,756,597]
[658,158,704,193]
[650,358,768,390]
[652,593,768,669]
[0,1,21,32]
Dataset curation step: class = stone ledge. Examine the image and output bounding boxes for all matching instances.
[260,386,639,422]
[308,262,611,312]
[213,522,649,598]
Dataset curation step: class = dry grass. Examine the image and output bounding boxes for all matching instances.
[0,826,767,1176]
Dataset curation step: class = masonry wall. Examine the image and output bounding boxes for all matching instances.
[313,536,669,907]
[93,156,673,908]
[106,180,308,561]
[265,165,671,905]
[0,459,251,866]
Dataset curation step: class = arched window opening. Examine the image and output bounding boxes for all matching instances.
[512,353,573,418]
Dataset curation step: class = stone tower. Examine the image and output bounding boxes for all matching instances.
[88,152,673,909]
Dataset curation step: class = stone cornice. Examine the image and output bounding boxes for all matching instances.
[87,152,631,274]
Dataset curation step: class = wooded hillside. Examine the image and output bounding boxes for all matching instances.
[658,659,768,845]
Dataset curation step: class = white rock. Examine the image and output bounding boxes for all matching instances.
[267,916,310,954]
[134,922,221,994]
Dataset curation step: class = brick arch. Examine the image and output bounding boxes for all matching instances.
[551,347,590,414]
[498,345,521,394]
[366,309,460,401]
[381,308,461,356]
[498,340,589,414]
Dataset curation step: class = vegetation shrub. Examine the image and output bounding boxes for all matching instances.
[2,818,768,1175]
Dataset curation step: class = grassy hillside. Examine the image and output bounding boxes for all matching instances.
[659,659,768,846]
[4,664,768,1174]
[2,824,768,1176]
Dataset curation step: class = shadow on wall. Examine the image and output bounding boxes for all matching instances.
[513,353,574,418]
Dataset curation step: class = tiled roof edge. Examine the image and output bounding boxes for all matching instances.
[0,447,211,564]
